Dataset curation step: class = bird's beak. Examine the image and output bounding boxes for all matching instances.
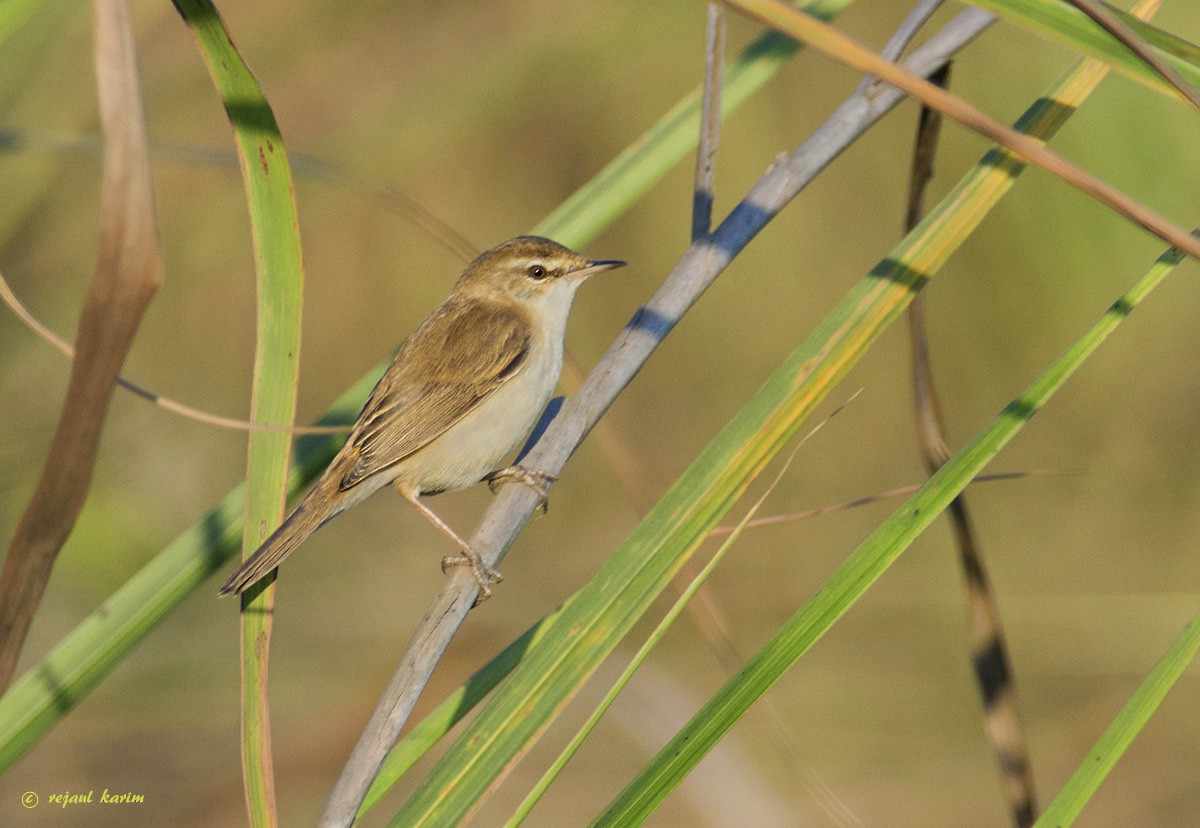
[572,259,627,279]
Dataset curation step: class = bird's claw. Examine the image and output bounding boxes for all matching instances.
[441,550,504,603]
[485,465,558,515]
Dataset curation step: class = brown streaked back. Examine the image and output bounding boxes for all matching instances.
[338,295,532,490]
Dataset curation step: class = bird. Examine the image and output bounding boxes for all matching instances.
[219,236,625,599]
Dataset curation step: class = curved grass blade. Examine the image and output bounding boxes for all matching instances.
[172,0,306,820]
[0,0,851,774]
[593,239,1193,827]
[380,26,1128,825]
[968,0,1200,104]
[1035,614,1200,827]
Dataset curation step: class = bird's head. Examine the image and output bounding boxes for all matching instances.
[457,236,625,307]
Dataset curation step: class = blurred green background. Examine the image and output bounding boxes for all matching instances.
[1,1,1199,824]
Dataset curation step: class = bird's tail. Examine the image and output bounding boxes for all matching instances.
[219,478,337,596]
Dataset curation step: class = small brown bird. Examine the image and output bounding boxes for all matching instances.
[220,236,624,598]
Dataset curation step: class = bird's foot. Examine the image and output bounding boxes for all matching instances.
[485,465,558,515]
[441,549,504,603]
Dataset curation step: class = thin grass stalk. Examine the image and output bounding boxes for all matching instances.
[0,265,341,435]
[666,6,953,820]
[668,5,809,797]
[903,2,1162,817]
[707,470,1064,535]
[672,11,820,803]
[691,3,725,242]
[904,61,1040,828]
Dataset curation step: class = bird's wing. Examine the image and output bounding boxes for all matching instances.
[339,297,531,490]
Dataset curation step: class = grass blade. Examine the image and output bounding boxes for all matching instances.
[1035,614,1200,826]
[172,0,306,821]
[593,238,1192,827]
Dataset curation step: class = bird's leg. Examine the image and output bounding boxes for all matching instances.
[484,466,559,515]
[394,481,502,601]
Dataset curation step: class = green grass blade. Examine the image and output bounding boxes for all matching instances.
[593,240,1192,827]
[374,34,1118,826]
[507,438,811,827]
[1036,614,1200,827]
[967,0,1200,102]
[173,1,306,820]
[0,0,851,774]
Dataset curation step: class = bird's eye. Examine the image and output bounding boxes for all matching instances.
[527,264,547,280]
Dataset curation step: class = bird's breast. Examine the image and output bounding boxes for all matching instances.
[404,332,563,496]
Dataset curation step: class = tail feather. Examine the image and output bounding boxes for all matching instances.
[219,490,330,596]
